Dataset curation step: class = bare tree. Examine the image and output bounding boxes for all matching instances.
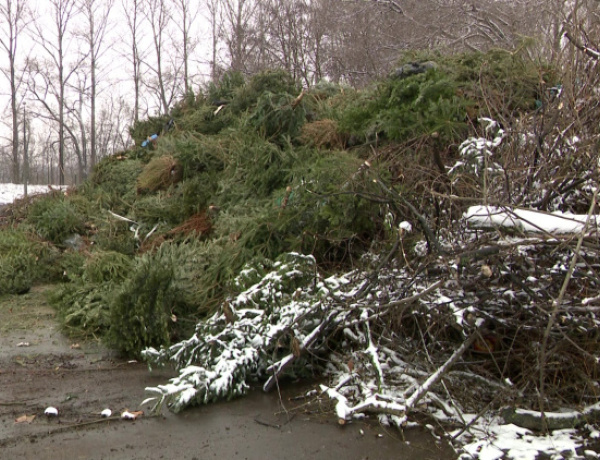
[22,101,28,191]
[316,0,402,86]
[144,0,178,114]
[0,0,29,183]
[121,0,146,122]
[78,0,113,171]
[306,0,328,83]
[173,0,200,95]
[205,0,223,81]
[261,0,332,86]
[321,0,548,85]
[29,0,83,185]
[66,70,89,181]
[220,0,261,74]
[561,0,600,59]
[95,96,131,156]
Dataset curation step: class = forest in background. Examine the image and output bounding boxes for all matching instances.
[0,0,588,185]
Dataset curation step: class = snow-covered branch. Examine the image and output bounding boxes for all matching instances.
[465,206,599,235]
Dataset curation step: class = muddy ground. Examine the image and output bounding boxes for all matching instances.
[0,286,456,460]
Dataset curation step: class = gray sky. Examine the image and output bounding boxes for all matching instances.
[0,0,215,167]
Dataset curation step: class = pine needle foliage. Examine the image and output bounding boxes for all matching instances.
[178,176,218,216]
[142,252,325,412]
[211,203,287,261]
[227,137,290,199]
[303,81,355,125]
[0,252,36,294]
[276,151,384,263]
[248,91,306,144]
[300,119,346,150]
[83,154,144,213]
[307,80,350,102]
[171,134,227,213]
[340,63,468,144]
[107,252,173,357]
[51,284,114,337]
[108,239,232,356]
[90,219,137,255]
[206,70,245,104]
[49,250,133,337]
[132,191,188,227]
[177,104,237,135]
[26,194,87,246]
[246,69,299,97]
[230,69,299,114]
[129,114,172,146]
[4,191,59,223]
[167,212,212,239]
[33,54,554,365]
[210,131,301,204]
[136,155,183,193]
[453,49,551,117]
[173,133,228,175]
[0,227,53,257]
[0,228,61,294]
[338,49,544,145]
[83,250,133,284]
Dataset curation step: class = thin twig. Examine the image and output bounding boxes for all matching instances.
[263,310,338,392]
[375,280,444,309]
[374,177,446,255]
[451,392,503,441]
[538,184,599,431]
[405,331,479,411]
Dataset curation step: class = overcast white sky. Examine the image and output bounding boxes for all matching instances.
[0,0,223,182]
[0,0,214,155]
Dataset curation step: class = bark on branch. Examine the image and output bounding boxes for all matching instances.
[405,330,479,411]
[563,30,600,60]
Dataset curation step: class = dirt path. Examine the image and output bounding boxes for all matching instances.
[0,286,456,460]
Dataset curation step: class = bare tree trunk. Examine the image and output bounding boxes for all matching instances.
[206,0,222,81]
[57,3,66,184]
[0,0,28,183]
[221,0,260,74]
[145,0,172,114]
[181,0,190,95]
[22,101,28,193]
[263,0,329,86]
[122,0,144,122]
[79,0,113,172]
[54,0,77,185]
[175,0,198,96]
[68,71,88,181]
[29,0,83,185]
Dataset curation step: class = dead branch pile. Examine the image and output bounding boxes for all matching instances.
[305,214,600,431]
[141,45,600,440]
[342,54,600,421]
[407,232,600,411]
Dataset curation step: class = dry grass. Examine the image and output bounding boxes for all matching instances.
[136,155,183,193]
[139,212,212,253]
[167,212,213,238]
[299,119,347,150]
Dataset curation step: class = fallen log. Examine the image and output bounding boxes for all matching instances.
[501,403,600,431]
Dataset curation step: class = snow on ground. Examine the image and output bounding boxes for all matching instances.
[452,414,588,460]
[458,419,583,460]
[0,183,65,206]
